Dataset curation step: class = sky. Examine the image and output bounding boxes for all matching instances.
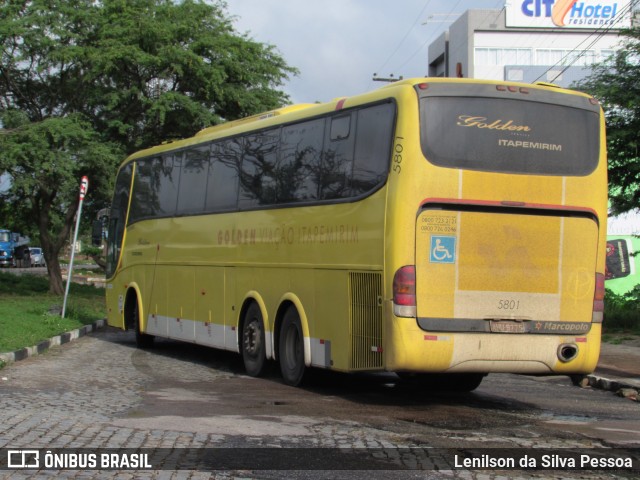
[228,0,506,104]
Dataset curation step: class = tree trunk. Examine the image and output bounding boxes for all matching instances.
[46,255,65,295]
[90,253,107,271]
[35,191,79,296]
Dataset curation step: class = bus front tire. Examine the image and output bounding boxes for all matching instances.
[242,303,267,377]
[131,299,154,349]
[279,307,306,386]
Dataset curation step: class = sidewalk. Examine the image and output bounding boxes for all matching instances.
[580,341,640,400]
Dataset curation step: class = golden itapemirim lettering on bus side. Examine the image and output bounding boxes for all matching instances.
[216,224,359,246]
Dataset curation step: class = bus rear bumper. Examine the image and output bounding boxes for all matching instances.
[385,316,601,376]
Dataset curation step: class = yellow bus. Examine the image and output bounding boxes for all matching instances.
[105,78,607,391]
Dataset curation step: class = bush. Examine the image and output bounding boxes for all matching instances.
[604,286,640,333]
[0,270,49,295]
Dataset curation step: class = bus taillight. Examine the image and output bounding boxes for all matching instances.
[593,273,605,323]
[393,265,416,318]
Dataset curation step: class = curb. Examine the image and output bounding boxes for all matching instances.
[0,318,106,366]
[574,374,640,402]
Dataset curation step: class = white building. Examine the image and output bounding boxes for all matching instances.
[428,0,636,87]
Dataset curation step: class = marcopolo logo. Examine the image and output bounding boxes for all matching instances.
[508,0,630,28]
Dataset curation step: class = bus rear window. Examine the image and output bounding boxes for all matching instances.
[419,96,600,176]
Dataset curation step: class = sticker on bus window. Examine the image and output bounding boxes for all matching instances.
[430,235,456,264]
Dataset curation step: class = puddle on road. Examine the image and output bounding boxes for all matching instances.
[540,413,593,425]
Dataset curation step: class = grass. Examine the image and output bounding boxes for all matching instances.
[0,271,105,354]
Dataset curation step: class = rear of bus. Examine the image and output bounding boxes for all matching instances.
[387,79,606,380]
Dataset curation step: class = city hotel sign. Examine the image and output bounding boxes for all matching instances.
[506,0,632,29]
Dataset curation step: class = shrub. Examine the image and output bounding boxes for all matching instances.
[604,286,640,333]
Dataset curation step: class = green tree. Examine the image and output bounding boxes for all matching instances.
[576,27,640,215]
[0,112,121,294]
[0,0,296,294]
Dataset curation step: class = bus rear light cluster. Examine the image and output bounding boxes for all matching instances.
[592,272,605,323]
[393,265,417,318]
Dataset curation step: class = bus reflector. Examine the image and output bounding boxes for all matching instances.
[593,273,605,323]
[417,83,429,90]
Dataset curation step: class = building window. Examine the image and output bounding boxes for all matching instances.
[536,49,595,67]
[475,48,532,66]
[599,49,616,63]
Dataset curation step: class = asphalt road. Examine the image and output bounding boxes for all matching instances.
[1,327,639,479]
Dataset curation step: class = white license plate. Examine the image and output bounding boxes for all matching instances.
[489,320,526,333]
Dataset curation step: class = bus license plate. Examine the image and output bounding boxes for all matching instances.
[490,320,526,333]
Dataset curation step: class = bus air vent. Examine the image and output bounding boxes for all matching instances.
[349,272,384,370]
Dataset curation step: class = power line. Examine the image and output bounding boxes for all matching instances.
[393,0,465,73]
[374,0,435,77]
[534,1,634,83]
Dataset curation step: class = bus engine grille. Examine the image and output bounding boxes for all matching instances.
[349,272,383,370]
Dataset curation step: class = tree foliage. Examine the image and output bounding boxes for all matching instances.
[0,0,296,293]
[0,113,121,294]
[577,27,640,215]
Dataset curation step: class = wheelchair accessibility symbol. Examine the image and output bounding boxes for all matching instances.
[430,235,456,264]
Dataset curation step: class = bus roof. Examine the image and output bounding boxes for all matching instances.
[119,77,594,165]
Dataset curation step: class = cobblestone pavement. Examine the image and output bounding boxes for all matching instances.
[1,328,638,479]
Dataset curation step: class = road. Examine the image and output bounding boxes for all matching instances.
[1,327,639,479]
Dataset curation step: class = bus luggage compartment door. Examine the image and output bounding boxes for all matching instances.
[415,207,599,333]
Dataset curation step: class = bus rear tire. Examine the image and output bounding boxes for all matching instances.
[242,303,267,377]
[279,307,306,386]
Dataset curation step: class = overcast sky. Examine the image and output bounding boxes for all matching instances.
[229,0,506,104]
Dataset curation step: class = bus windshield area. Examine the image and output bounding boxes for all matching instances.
[418,88,601,176]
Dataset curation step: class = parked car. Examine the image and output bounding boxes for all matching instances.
[29,247,46,267]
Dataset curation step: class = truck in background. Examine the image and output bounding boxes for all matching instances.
[0,229,30,267]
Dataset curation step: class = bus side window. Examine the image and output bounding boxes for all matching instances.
[206,139,241,212]
[129,155,181,222]
[352,103,395,196]
[177,145,211,215]
[330,115,350,141]
[155,154,181,217]
[322,114,354,200]
[129,158,156,222]
[280,118,325,202]
[239,129,280,208]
